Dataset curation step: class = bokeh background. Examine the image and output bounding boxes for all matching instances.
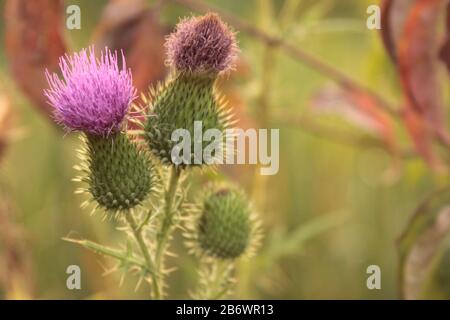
[0,0,449,299]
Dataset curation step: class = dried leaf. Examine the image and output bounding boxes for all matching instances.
[439,3,450,72]
[398,0,447,127]
[393,0,450,166]
[381,0,412,62]
[4,0,67,118]
[92,0,167,92]
[380,0,396,61]
[399,188,450,300]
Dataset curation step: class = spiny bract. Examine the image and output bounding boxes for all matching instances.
[144,13,235,168]
[144,73,230,167]
[86,132,153,211]
[197,188,251,259]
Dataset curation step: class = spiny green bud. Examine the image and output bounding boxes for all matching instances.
[86,132,153,212]
[144,73,228,166]
[144,13,236,167]
[197,188,251,259]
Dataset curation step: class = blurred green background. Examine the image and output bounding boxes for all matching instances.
[0,0,446,299]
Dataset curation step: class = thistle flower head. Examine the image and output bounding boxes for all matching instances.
[45,46,136,136]
[166,13,238,75]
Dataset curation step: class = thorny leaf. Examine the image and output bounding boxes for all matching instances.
[399,188,450,299]
[4,0,67,118]
[92,0,167,93]
[62,237,153,275]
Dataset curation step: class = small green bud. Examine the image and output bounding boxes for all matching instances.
[197,188,251,259]
[86,132,153,212]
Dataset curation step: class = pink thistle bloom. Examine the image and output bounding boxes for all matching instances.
[165,13,238,75]
[44,46,136,136]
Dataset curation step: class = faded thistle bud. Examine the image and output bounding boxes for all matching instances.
[45,46,153,213]
[196,187,253,259]
[165,13,237,75]
[144,13,237,167]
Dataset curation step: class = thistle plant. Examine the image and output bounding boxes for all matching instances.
[45,13,260,300]
[45,46,159,293]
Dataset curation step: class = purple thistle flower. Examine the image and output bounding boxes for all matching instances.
[165,13,238,75]
[44,46,136,136]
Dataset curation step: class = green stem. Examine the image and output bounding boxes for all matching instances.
[137,209,153,232]
[195,259,232,299]
[124,210,160,299]
[210,260,232,300]
[154,166,182,298]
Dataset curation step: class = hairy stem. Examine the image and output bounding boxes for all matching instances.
[196,259,233,299]
[124,210,160,299]
[210,260,233,300]
[154,166,182,298]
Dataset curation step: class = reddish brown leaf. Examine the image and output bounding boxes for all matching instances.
[92,0,167,93]
[439,3,450,72]
[380,0,444,164]
[397,0,450,164]
[4,0,67,118]
[347,90,397,152]
[380,0,415,63]
[402,107,440,167]
[398,0,446,120]
[380,0,396,62]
